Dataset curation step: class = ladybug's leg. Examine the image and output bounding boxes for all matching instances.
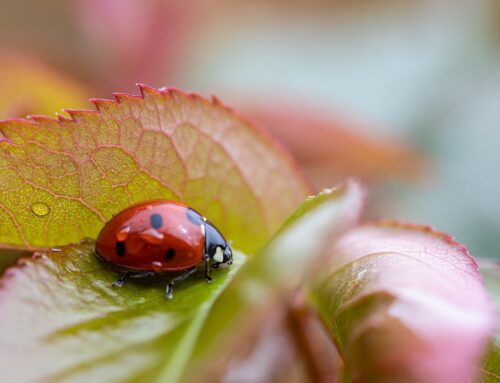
[112,271,155,288]
[211,261,222,269]
[165,267,197,299]
[112,273,130,287]
[204,258,213,284]
[130,271,155,279]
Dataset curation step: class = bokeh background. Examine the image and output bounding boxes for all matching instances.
[1,0,499,260]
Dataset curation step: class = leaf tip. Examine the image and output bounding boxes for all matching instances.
[158,86,180,97]
[63,108,98,122]
[112,92,142,104]
[211,95,223,106]
[137,83,160,97]
[315,177,366,202]
[89,97,114,111]
[55,113,72,123]
[26,114,61,126]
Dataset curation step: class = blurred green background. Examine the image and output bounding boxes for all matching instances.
[1,0,499,260]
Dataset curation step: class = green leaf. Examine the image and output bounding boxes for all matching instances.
[179,179,365,381]
[0,180,364,383]
[312,222,495,383]
[0,85,310,253]
[478,261,500,383]
[0,239,246,382]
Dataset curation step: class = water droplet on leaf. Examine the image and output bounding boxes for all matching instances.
[30,202,50,217]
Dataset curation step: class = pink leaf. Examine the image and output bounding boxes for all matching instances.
[314,221,495,383]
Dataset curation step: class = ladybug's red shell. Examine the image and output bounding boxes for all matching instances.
[96,200,205,272]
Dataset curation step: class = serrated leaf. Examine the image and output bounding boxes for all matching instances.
[312,222,495,383]
[478,261,500,383]
[0,85,310,253]
[0,54,90,119]
[0,180,364,383]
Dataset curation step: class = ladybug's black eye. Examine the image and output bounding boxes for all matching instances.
[165,248,176,260]
[150,213,163,229]
[115,241,126,257]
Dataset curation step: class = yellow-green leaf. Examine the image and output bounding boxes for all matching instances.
[0,85,311,253]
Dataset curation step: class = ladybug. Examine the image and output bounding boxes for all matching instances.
[95,200,233,299]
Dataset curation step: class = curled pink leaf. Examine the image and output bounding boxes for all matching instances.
[314,221,495,383]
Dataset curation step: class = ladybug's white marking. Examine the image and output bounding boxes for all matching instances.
[151,261,162,271]
[213,246,224,263]
[200,224,205,236]
[116,225,131,241]
[140,228,164,244]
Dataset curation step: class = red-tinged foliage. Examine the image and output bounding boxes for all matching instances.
[245,102,424,190]
[314,221,495,383]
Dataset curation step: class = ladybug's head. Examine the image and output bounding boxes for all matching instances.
[222,245,233,265]
[205,221,233,265]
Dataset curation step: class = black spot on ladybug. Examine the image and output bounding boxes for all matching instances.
[150,213,163,229]
[186,208,204,225]
[116,241,126,257]
[165,248,176,260]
